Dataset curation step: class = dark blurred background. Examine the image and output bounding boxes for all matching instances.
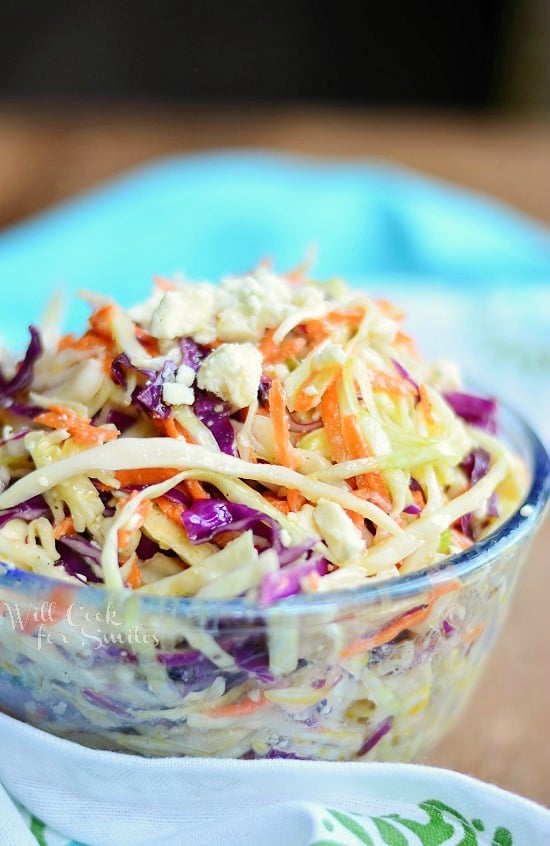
[0,0,548,234]
[0,0,547,110]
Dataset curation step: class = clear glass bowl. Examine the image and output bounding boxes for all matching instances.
[0,405,548,761]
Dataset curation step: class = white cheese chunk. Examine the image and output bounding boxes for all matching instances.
[216,270,294,342]
[313,498,364,564]
[149,285,216,342]
[197,343,263,409]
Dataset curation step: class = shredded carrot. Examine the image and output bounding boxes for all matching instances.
[354,478,392,514]
[371,370,417,397]
[115,468,180,487]
[162,416,189,440]
[287,489,305,512]
[19,585,75,634]
[153,276,176,292]
[304,571,320,591]
[395,330,418,356]
[126,555,143,590]
[117,494,152,549]
[185,479,210,501]
[345,508,365,532]
[202,693,268,718]
[45,585,75,626]
[57,333,78,352]
[450,528,474,550]
[376,299,405,321]
[411,487,426,510]
[53,516,75,540]
[341,578,462,659]
[263,494,291,515]
[320,371,392,519]
[319,376,347,463]
[269,378,296,470]
[339,411,391,505]
[260,328,306,364]
[341,604,432,659]
[463,622,486,645]
[293,371,325,413]
[155,495,185,524]
[134,326,161,356]
[303,305,367,348]
[419,384,435,425]
[326,306,367,325]
[88,304,115,339]
[36,406,120,446]
[304,317,332,346]
[429,578,462,599]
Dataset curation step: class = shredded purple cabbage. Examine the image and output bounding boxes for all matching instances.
[403,503,422,515]
[132,360,177,419]
[182,499,318,599]
[441,619,455,636]
[460,448,493,539]
[110,353,151,389]
[461,447,491,485]
[259,557,328,607]
[444,390,497,433]
[157,650,220,693]
[357,715,394,757]
[135,533,160,560]
[182,500,282,549]
[487,492,499,518]
[56,536,103,584]
[180,337,208,372]
[391,358,419,397]
[0,327,43,418]
[112,354,192,420]
[82,689,130,716]
[265,750,309,760]
[193,390,237,456]
[224,634,273,682]
[162,486,193,508]
[258,375,272,405]
[0,428,31,448]
[0,494,49,528]
[105,409,136,432]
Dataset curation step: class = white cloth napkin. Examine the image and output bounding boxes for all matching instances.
[0,713,548,846]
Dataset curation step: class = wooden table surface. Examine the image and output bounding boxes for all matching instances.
[0,105,548,805]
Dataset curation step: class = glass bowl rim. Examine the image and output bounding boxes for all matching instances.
[0,401,548,620]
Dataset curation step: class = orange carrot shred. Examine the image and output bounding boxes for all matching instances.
[341,605,432,659]
[263,494,291,515]
[463,622,486,644]
[116,495,152,550]
[53,516,75,540]
[269,378,296,469]
[340,578,462,659]
[419,384,435,424]
[115,468,180,487]
[155,495,185,524]
[287,489,305,512]
[371,370,417,397]
[88,304,115,339]
[202,693,268,718]
[345,508,365,532]
[319,376,347,463]
[153,276,176,292]
[126,555,143,590]
[185,479,210,501]
[36,406,120,446]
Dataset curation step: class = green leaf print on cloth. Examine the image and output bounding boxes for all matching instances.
[310,800,514,846]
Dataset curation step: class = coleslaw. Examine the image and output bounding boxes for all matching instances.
[0,265,529,759]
